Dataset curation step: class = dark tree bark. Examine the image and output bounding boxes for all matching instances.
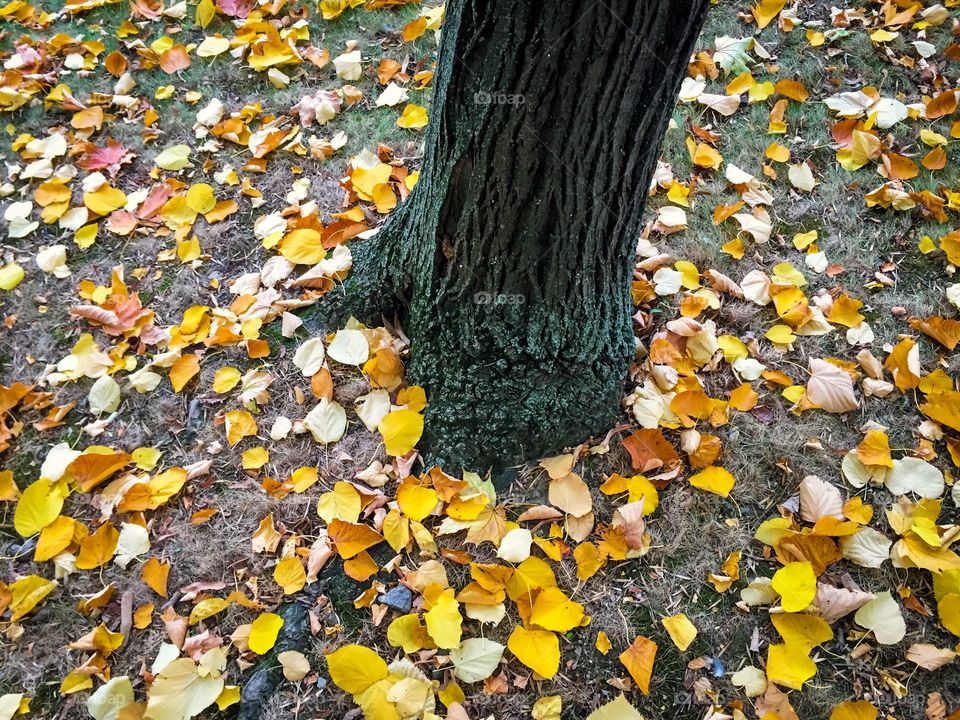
[333,0,710,473]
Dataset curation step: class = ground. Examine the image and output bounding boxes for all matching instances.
[1,0,960,719]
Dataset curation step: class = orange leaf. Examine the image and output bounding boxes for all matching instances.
[160,45,191,74]
[911,316,960,350]
[622,429,679,474]
[619,635,658,694]
[328,519,384,559]
[65,451,131,492]
[142,557,170,597]
[926,90,958,120]
[170,353,200,392]
[922,146,947,171]
[774,78,809,102]
[76,522,119,570]
[856,430,893,468]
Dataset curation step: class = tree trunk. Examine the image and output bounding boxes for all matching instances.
[338,0,709,473]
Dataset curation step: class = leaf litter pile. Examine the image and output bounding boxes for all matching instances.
[2,0,960,718]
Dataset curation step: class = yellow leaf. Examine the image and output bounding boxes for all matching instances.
[316,482,362,523]
[387,614,434,654]
[619,635,657,694]
[8,575,57,621]
[938,592,960,636]
[147,467,188,509]
[212,367,241,393]
[34,515,76,562]
[771,613,833,649]
[0,263,25,290]
[154,144,192,171]
[196,0,215,27]
[766,642,816,690]
[772,561,817,612]
[378,409,424,456]
[14,477,67,537]
[83,186,127,216]
[224,409,257,446]
[765,324,796,346]
[507,626,559,679]
[248,613,284,654]
[189,597,232,625]
[688,466,735,497]
[397,481,438,522]
[830,701,879,720]
[753,0,786,28]
[396,103,428,129]
[326,645,388,694]
[74,223,98,249]
[241,447,269,471]
[76,521,119,569]
[505,556,557,601]
[529,587,585,632]
[532,695,562,720]
[661,613,698,651]
[766,142,790,162]
[273,556,306,595]
[424,591,462,649]
[595,630,612,655]
[186,183,216,214]
[142,557,170,596]
[279,229,326,265]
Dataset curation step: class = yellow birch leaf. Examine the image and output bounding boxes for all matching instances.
[508,626,559,679]
[619,635,657,694]
[661,613,698,651]
[273,557,306,595]
[772,561,817,612]
[248,613,284,654]
[326,645,388,694]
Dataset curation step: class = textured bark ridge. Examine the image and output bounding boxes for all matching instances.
[334,0,710,472]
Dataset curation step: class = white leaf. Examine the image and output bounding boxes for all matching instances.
[806,358,859,413]
[841,527,892,568]
[496,528,532,563]
[885,457,944,499]
[88,375,122,415]
[798,475,843,522]
[88,676,134,720]
[449,638,505,683]
[854,591,906,644]
[303,400,347,444]
[873,97,908,129]
[355,390,391,432]
[906,643,956,670]
[788,163,817,192]
[327,329,369,365]
[652,267,682,296]
[731,665,767,697]
[278,650,311,681]
[740,270,771,305]
[154,144,192,171]
[292,338,326,376]
[114,523,150,569]
[376,82,408,107]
